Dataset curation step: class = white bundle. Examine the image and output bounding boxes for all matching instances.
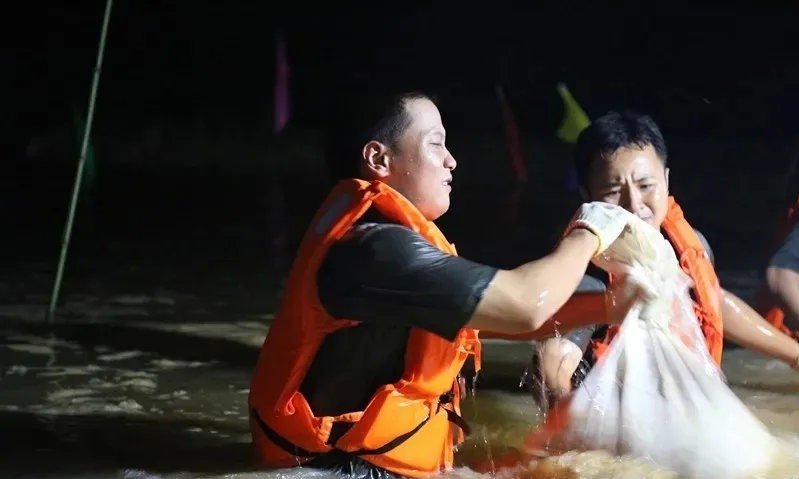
[547,208,777,479]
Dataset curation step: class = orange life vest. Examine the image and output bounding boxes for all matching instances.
[760,195,799,335]
[248,179,481,478]
[592,197,724,365]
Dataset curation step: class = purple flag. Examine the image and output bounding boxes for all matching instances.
[274,32,291,134]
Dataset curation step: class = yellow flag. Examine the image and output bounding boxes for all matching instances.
[556,83,591,144]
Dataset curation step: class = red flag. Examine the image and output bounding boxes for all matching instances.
[495,84,527,183]
[274,31,291,134]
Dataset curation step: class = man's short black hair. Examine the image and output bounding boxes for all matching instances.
[575,111,668,188]
[325,90,433,182]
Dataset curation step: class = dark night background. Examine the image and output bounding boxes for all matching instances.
[3,2,799,314]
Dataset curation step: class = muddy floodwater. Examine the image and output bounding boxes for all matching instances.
[3,291,799,479]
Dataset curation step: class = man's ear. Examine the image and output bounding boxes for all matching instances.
[363,141,390,178]
[664,167,670,190]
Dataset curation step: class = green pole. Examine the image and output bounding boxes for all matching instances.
[47,0,114,323]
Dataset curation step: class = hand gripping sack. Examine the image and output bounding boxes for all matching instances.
[532,207,778,479]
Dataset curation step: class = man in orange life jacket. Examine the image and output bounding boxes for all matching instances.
[526,111,799,403]
[247,91,635,478]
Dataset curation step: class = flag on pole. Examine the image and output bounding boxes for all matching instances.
[555,83,590,191]
[495,84,528,228]
[495,84,527,183]
[273,31,291,135]
[555,82,590,144]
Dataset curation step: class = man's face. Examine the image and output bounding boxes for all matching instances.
[386,98,456,220]
[585,144,670,229]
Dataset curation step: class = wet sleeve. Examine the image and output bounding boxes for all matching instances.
[564,273,607,351]
[770,224,799,273]
[317,224,498,341]
[694,229,716,267]
[576,274,607,294]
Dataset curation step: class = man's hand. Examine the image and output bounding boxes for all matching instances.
[565,202,630,255]
[604,273,655,324]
